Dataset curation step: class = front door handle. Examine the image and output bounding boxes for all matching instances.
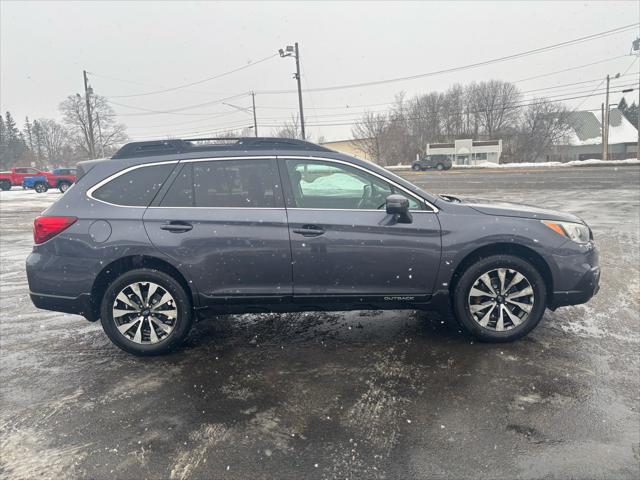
[292,225,325,237]
[160,221,193,233]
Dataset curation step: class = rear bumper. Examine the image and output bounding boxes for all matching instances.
[29,291,97,321]
[26,252,101,321]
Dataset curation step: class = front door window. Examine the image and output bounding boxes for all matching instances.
[284,159,421,210]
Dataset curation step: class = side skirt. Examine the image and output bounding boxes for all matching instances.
[196,293,435,316]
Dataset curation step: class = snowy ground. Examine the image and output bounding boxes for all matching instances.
[1,166,639,479]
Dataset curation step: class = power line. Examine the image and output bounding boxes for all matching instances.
[106,56,634,119]
[242,81,637,123]
[126,89,634,139]
[249,74,637,113]
[127,122,255,141]
[107,92,251,116]
[575,56,638,110]
[90,54,278,98]
[262,89,637,128]
[124,81,637,138]
[254,24,638,94]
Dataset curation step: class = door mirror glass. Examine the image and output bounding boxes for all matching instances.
[385,194,412,223]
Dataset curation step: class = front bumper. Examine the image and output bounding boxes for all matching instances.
[548,238,600,308]
[551,265,600,308]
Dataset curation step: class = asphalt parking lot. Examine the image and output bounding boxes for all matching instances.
[1,165,639,480]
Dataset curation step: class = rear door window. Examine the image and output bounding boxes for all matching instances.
[160,159,282,208]
[92,163,175,206]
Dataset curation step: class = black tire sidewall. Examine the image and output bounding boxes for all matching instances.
[59,182,71,193]
[453,255,547,342]
[100,269,192,356]
[35,183,47,193]
[0,181,10,191]
[412,164,421,171]
[436,163,444,171]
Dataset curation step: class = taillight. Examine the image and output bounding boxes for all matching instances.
[33,216,77,244]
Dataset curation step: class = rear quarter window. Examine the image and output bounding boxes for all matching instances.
[92,163,175,206]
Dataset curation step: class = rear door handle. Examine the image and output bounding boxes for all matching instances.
[160,221,193,233]
[292,225,325,237]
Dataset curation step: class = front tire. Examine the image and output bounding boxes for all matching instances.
[412,164,421,171]
[0,180,11,191]
[452,255,546,342]
[100,269,193,355]
[436,163,444,171]
[58,181,71,193]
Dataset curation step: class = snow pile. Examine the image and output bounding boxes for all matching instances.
[386,158,640,170]
[467,158,640,169]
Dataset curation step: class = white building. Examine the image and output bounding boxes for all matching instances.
[426,139,502,165]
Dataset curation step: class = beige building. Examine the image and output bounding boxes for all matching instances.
[319,138,373,162]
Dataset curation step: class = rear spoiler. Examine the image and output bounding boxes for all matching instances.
[76,158,109,181]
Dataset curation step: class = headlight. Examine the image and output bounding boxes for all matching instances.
[542,220,591,244]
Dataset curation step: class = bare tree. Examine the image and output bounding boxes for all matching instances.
[273,115,302,139]
[37,119,70,164]
[441,84,466,139]
[515,100,573,162]
[352,111,389,165]
[406,92,445,150]
[59,93,127,158]
[469,80,522,139]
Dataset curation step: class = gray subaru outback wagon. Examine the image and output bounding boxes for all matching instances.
[26,138,600,355]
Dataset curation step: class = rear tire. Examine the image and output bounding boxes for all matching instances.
[0,180,10,191]
[412,164,421,171]
[436,163,444,171]
[58,181,71,193]
[100,269,193,356]
[452,255,547,342]
[34,182,48,193]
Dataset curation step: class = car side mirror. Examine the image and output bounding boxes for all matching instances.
[385,194,412,223]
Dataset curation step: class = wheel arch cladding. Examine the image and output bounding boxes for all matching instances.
[89,255,194,321]
[449,243,553,301]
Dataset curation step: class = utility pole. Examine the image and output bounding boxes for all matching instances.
[83,70,96,159]
[604,72,621,161]
[633,38,640,160]
[279,43,306,140]
[251,91,258,137]
[294,43,305,140]
[604,74,610,161]
[601,103,605,160]
[95,113,106,157]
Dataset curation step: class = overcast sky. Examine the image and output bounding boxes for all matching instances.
[1,1,639,142]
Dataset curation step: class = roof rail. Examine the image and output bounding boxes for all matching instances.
[111,137,331,159]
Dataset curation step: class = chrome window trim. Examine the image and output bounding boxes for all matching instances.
[86,160,180,208]
[277,155,438,213]
[285,208,436,213]
[86,156,276,208]
[147,206,285,210]
[86,155,438,212]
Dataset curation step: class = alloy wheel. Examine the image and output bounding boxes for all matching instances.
[467,268,535,332]
[112,281,177,344]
